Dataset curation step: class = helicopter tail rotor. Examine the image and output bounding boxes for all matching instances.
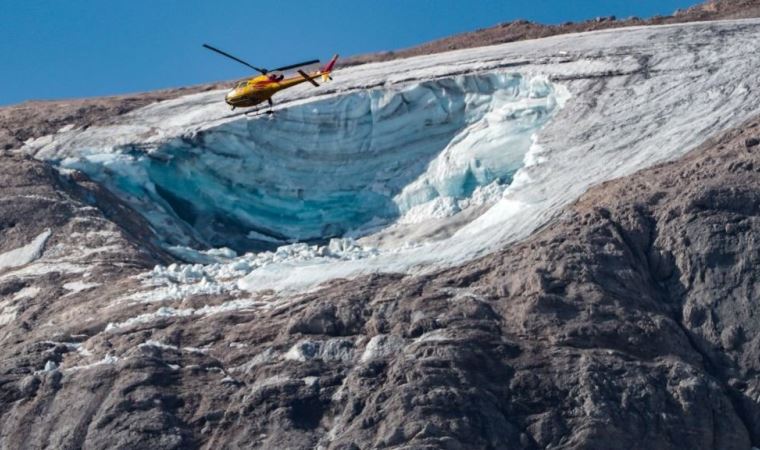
[319,55,338,82]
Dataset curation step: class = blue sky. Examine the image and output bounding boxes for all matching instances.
[0,0,698,105]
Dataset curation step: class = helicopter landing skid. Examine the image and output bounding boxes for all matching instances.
[245,108,274,118]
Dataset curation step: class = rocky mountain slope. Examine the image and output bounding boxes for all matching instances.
[2,2,760,449]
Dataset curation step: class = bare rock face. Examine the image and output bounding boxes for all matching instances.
[1,111,759,449]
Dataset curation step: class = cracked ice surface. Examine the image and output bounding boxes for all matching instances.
[24,19,760,296]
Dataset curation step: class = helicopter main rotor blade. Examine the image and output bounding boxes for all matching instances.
[202,43,268,74]
[272,59,320,72]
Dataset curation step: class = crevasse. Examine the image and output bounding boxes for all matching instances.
[59,73,562,252]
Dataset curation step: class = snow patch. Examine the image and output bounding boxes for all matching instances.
[63,281,100,295]
[138,340,180,351]
[57,124,76,133]
[106,296,273,331]
[0,229,51,271]
[12,286,41,301]
[0,262,88,281]
[64,354,119,372]
[0,304,19,326]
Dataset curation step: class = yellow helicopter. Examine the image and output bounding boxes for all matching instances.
[203,43,338,112]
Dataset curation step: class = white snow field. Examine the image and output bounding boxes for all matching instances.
[24,19,760,298]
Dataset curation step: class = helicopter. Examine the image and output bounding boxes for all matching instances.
[203,43,339,113]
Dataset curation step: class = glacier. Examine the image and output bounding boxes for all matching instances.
[43,73,562,251]
[23,19,760,299]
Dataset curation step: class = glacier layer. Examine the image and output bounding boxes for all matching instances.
[24,19,760,297]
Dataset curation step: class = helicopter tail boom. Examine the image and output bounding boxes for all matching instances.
[320,54,339,81]
[298,70,321,87]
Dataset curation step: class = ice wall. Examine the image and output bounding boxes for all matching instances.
[53,73,562,252]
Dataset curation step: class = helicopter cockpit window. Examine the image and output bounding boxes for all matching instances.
[236,81,248,89]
